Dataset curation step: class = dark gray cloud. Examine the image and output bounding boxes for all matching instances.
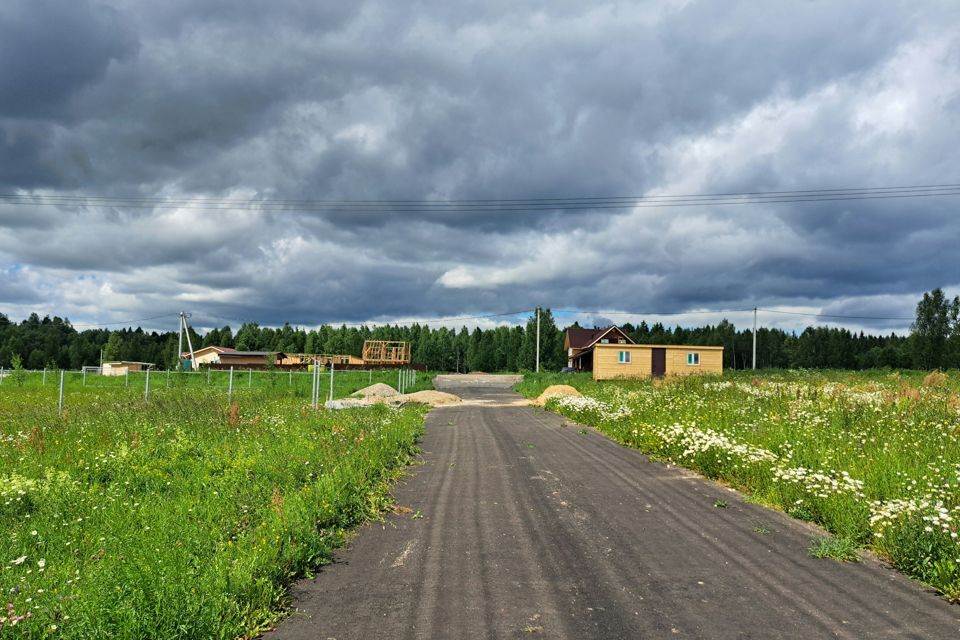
[1,0,958,333]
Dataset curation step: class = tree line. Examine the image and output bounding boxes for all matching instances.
[1,289,957,372]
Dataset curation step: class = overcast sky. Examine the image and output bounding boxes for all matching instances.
[1,0,958,334]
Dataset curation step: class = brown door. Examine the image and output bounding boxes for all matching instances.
[651,348,666,377]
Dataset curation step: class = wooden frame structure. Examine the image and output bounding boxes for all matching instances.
[362,340,411,366]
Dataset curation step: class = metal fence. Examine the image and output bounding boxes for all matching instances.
[0,366,419,416]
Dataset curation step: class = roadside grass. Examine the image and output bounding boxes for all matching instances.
[519,369,960,600]
[0,384,426,639]
[4,368,435,403]
[809,536,861,562]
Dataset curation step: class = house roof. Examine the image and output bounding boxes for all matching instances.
[565,326,635,350]
[219,351,283,357]
[181,346,235,358]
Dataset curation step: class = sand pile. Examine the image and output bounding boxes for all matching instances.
[532,384,583,406]
[351,383,399,398]
[392,390,462,407]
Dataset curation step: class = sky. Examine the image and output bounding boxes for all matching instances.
[1,0,959,335]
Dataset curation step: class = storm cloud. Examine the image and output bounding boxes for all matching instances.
[1,0,958,333]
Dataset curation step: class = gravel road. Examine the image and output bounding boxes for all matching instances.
[267,375,960,639]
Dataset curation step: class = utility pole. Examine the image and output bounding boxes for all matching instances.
[535,307,541,373]
[752,307,757,370]
[179,312,197,370]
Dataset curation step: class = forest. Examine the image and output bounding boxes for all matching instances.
[1,289,958,372]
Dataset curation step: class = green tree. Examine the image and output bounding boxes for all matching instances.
[911,288,959,369]
[102,332,124,361]
[10,353,27,386]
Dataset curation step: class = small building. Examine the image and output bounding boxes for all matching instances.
[181,347,286,370]
[215,351,286,370]
[181,346,236,367]
[564,326,723,379]
[278,353,365,368]
[101,361,154,376]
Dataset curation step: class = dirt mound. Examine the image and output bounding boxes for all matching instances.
[532,384,583,406]
[351,383,399,398]
[393,390,462,407]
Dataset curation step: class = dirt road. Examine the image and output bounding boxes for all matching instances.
[268,375,960,639]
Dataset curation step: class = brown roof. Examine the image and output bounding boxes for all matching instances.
[565,327,611,349]
[565,326,635,350]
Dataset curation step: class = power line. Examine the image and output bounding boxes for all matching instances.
[758,308,914,321]
[1,183,958,215]
[554,308,755,317]
[193,309,536,329]
[70,312,180,328]
[556,307,914,322]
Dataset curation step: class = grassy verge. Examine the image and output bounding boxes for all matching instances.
[1,386,425,638]
[519,369,960,600]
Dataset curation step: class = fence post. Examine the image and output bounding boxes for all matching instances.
[0,366,4,385]
[166,369,170,388]
[369,369,372,384]
[248,368,252,388]
[125,369,129,387]
[329,361,335,403]
[229,367,234,404]
[58,370,65,416]
[42,367,47,385]
[82,367,86,386]
[289,369,292,385]
[145,368,151,402]
[207,368,211,385]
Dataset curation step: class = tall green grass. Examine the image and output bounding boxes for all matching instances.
[0,384,426,638]
[520,370,960,600]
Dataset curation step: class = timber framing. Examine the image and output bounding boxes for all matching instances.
[362,340,411,366]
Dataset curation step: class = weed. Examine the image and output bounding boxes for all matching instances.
[753,525,770,534]
[0,383,426,639]
[714,500,728,509]
[809,536,861,562]
[577,428,589,435]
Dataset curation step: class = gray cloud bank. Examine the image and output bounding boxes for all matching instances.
[1,0,959,332]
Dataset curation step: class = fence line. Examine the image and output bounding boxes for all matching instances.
[1,366,419,415]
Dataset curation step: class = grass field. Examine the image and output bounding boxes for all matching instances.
[519,369,960,600]
[0,370,431,638]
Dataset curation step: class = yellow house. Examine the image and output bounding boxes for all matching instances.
[592,343,723,380]
[564,326,723,380]
[181,345,236,367]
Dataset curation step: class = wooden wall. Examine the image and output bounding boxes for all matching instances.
[592,344,723,380]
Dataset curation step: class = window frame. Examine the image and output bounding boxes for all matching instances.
[687,352,700,366]
[618,350,631,364]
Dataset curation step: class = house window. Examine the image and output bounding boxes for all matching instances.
[601,338,610,344]
[687,352,700,366]
[618,339,626,344]
[618,351,631,364]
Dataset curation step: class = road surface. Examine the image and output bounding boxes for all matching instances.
[267,375,960,639]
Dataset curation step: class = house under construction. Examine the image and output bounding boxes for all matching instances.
[361,340,411,366]
[184,340,413,370]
